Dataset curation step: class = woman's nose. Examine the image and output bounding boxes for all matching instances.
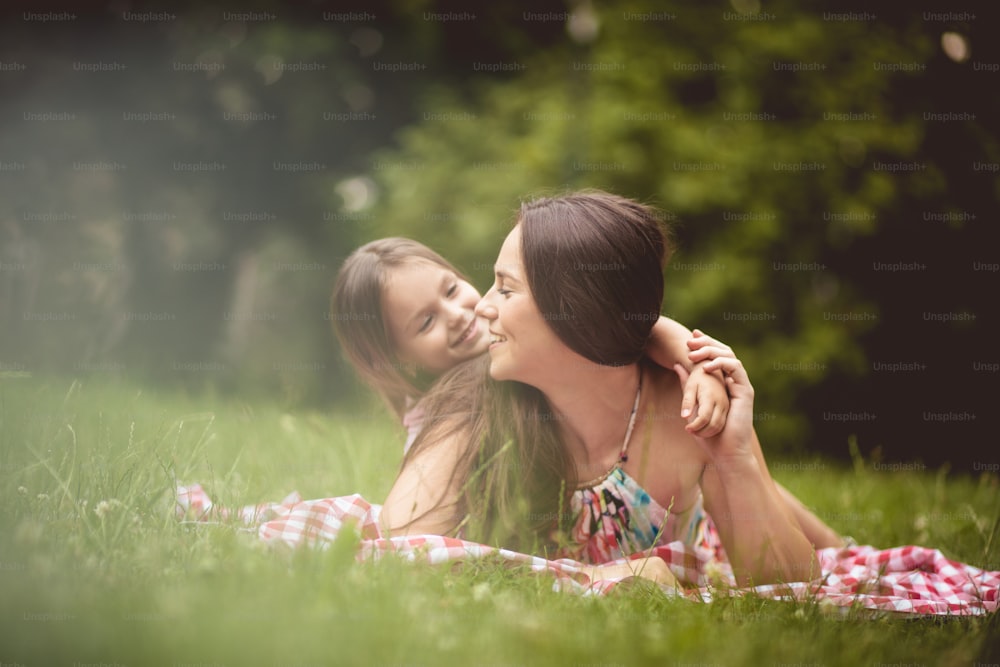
[475,291,497,320]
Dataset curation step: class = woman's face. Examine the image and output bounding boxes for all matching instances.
[382,261,489,375]
[475,225,571,385]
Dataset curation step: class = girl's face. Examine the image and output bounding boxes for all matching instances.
[383,260,489,376]
[475,225,573,386]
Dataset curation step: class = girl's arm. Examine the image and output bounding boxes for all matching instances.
[646,316,697,372]
[646,317,730,437]
[381,425,468,536]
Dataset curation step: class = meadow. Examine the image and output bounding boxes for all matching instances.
[1,375,997,666]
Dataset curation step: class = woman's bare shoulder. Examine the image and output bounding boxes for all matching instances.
[634,362,712,494]
[641,362,685,420]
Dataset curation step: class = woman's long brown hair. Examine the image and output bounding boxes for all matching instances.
[397,191,671,554]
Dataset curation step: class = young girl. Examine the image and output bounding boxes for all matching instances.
[330,237,730,453]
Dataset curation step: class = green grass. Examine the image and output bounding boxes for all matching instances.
[1,375,998,666]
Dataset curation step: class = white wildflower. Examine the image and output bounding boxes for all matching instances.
[94,500,112,519]
[93,498,122,519]
[471,582,491,601]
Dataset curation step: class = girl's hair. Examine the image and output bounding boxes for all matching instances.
[330,237,469,418]
[401,354,571,554]
[402,190,672,553]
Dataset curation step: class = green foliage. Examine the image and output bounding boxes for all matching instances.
[362,0,978,453]
[1,377,997,665]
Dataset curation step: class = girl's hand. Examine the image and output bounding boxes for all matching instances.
[678,330,734,437]
[685,329,736,366]
[678,364,730,437]
[674,333,756,463]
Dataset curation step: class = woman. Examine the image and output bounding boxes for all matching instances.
[382,190,841,586]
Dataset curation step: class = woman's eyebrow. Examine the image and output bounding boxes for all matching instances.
[494,268,521,284]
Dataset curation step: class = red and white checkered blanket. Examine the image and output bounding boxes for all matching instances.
[176,484,999,616]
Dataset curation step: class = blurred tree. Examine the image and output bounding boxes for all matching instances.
[364,0,999,466]
[0,0,569,402]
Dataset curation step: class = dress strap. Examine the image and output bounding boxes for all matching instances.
[617,365,643,462]
[574,366,643,490]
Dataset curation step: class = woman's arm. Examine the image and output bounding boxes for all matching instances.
[775,482,844,549]
[686,333,844,550]
[581,556,678,587]
[699,432,819,586]
[647,318,730,437]
[676,353,817,586]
